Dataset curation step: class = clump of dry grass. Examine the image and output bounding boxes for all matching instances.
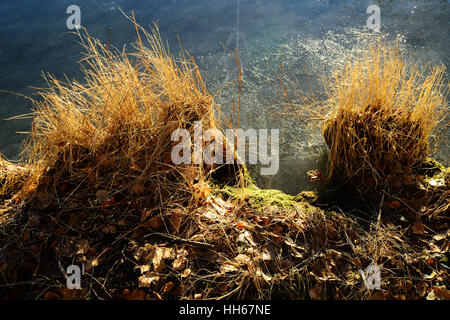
[281,42,448,187]
[11,19,230,209]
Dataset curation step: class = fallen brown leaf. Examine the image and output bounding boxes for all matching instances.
[163,281,176,293]
[130,184,146,195]
[386,201,401,209]
[95,189,109,201]
[170,211,182,233]
[138,272,160,288]
[142,215,164,230]
[194,293,202,300]
[101,224,116,234]
[412,221,425,235]
[44,291,60,300]
[433,287,450,300]
[181,268,191,278]
[309,283,323,300]
[76,239,90,255]
[28,215,40,228]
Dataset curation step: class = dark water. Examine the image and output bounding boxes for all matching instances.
[0,0,449,194]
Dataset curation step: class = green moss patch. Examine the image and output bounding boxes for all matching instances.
[218,184,299,210]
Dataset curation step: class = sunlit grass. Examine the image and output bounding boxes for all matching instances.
[281,42,448,186]
[9,18,224,207]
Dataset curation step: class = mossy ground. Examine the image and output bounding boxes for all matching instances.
[216,183,309,210]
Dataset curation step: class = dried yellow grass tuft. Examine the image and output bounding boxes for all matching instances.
[14,19,226,207]
[281,42,449,186]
